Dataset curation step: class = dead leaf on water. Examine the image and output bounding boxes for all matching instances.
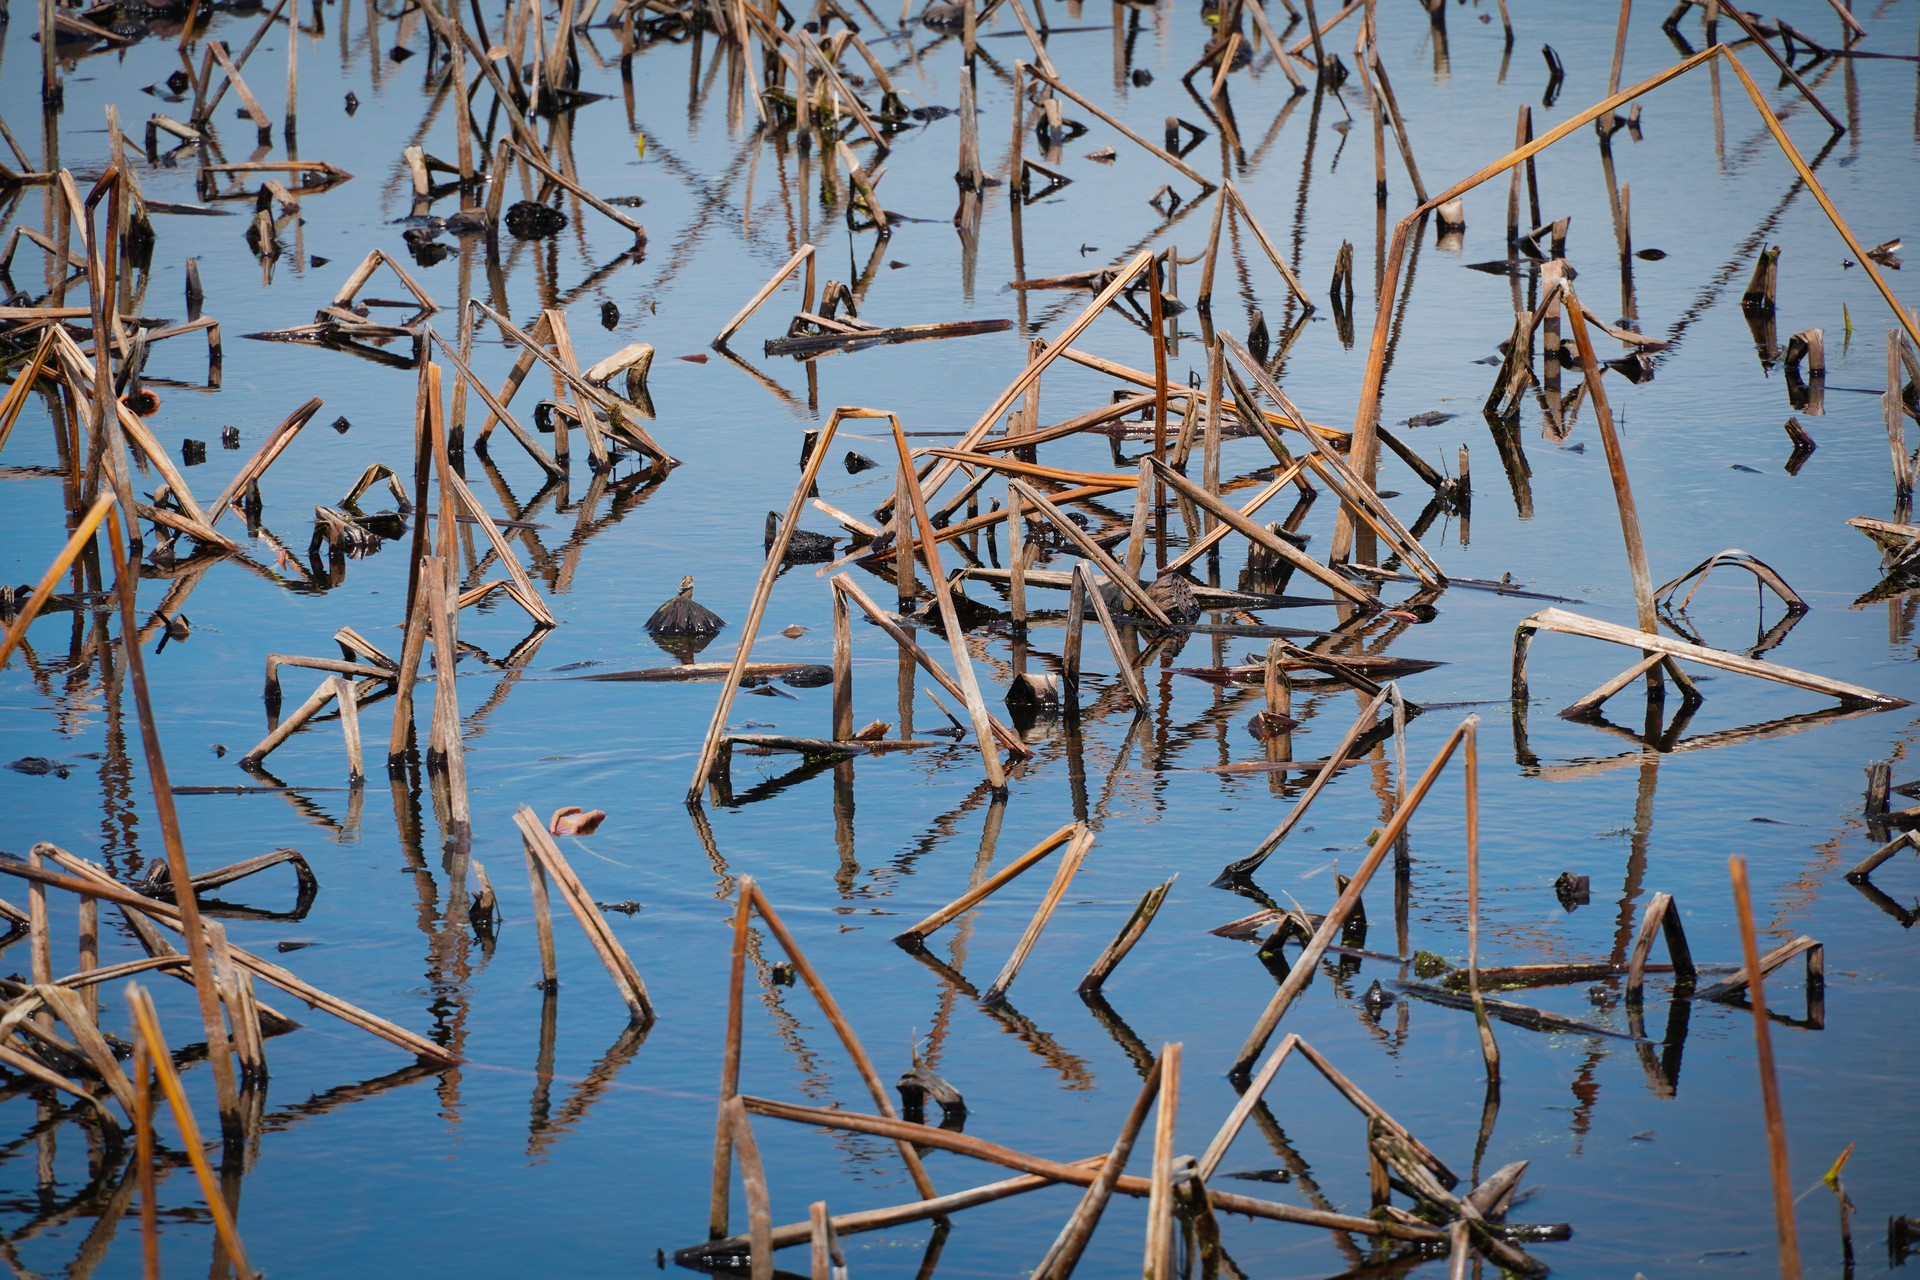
[549,806,607,836]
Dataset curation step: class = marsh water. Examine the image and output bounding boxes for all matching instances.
[2,0,1919,1274]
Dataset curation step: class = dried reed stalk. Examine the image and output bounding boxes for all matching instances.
[325,677,365,781]
[1623,891,1696,1003]
[206,397,325,524]
[16,848,454,1062]
[1076,563,1149,709]
[746,882,939,1201]
[709,879,754,1239]
[1695,936,1823,1004]
[1654,550,1806,614]
[983,825,1095,1003]
[1462,721,1499,1086]
[831,588,853,741]
[1032,1055,1163,1279]
[690,1160,1107,1259]
[1243,0,1304,88]
[1291,0,1341,64]
[1117,479,1162,625]
[1149,458,1369,605]
[724,1096,775,1280]
[422,568,468,827]
[440,464,556,626]
[386,582,433,766]
[1218,686,1393,880]
[77,887,98,1023]
[514,806,655,1025]
[1232,718,1477,1073]
[689,406,852,800]
[902,252,1154,514]
[413,0,541,150]
[75,906,297,1039]
[1360,21,1426,203]
[888,416,1006,787]
[1195,190,1229,309]
[1294,1037,1455,1180]
[0,1036,116,1120]
[1080,876,1175,994]
[1713,3,1842,134]
[205,919,267,1086]
[98,510,245,1143]
[423,331,564,479]
[1222,183,1314,312]
[1846,832,1916,883]
[895,822,1082,942]
[1163,471,1303,575]
[1729,857,1803,1280]
[0,490,115,668]
[1009,477,1030,635]
[807,1200,845,1279]
[1888,332,1915,499]
[1052,349,1339,450]
[714,245,816,347]
[125,984,253,1275]
[1559,286,1656,630]
[972,396,1157,456]
[1341,45,1920,560]
[1221,337,1444,583]
[830,576,1026,755]
[263,655,392,703]
[0,328,55,457]
[926,450,1135,489]
[35,983,135,1116]
[1512,607,1907,708]
[133,1039,158,1270]
[203,41,273,136]
[740,1096,1441,1241]
[503,139,647,242]
[473,305,672,465]
[1022,66,1215,192]
[1008,480,1171,624]
[1142,1041,1181,1278]
[149,847,319,902]
[1063,568,1087,694]
[27,848,52,1002]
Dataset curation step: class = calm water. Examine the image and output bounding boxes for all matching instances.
[3,0,1918,1275]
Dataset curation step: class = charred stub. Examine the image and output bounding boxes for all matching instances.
[766,511,838,563]
[646,576,725,664]
[1554,872,1591,912]
[897,1059,967,1128]
[647,575,726,637]
[504,200,568,240]
[1246,709,1299,741]
[1147,567,1203,626]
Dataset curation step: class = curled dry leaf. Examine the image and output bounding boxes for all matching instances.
[548,806,608,836]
